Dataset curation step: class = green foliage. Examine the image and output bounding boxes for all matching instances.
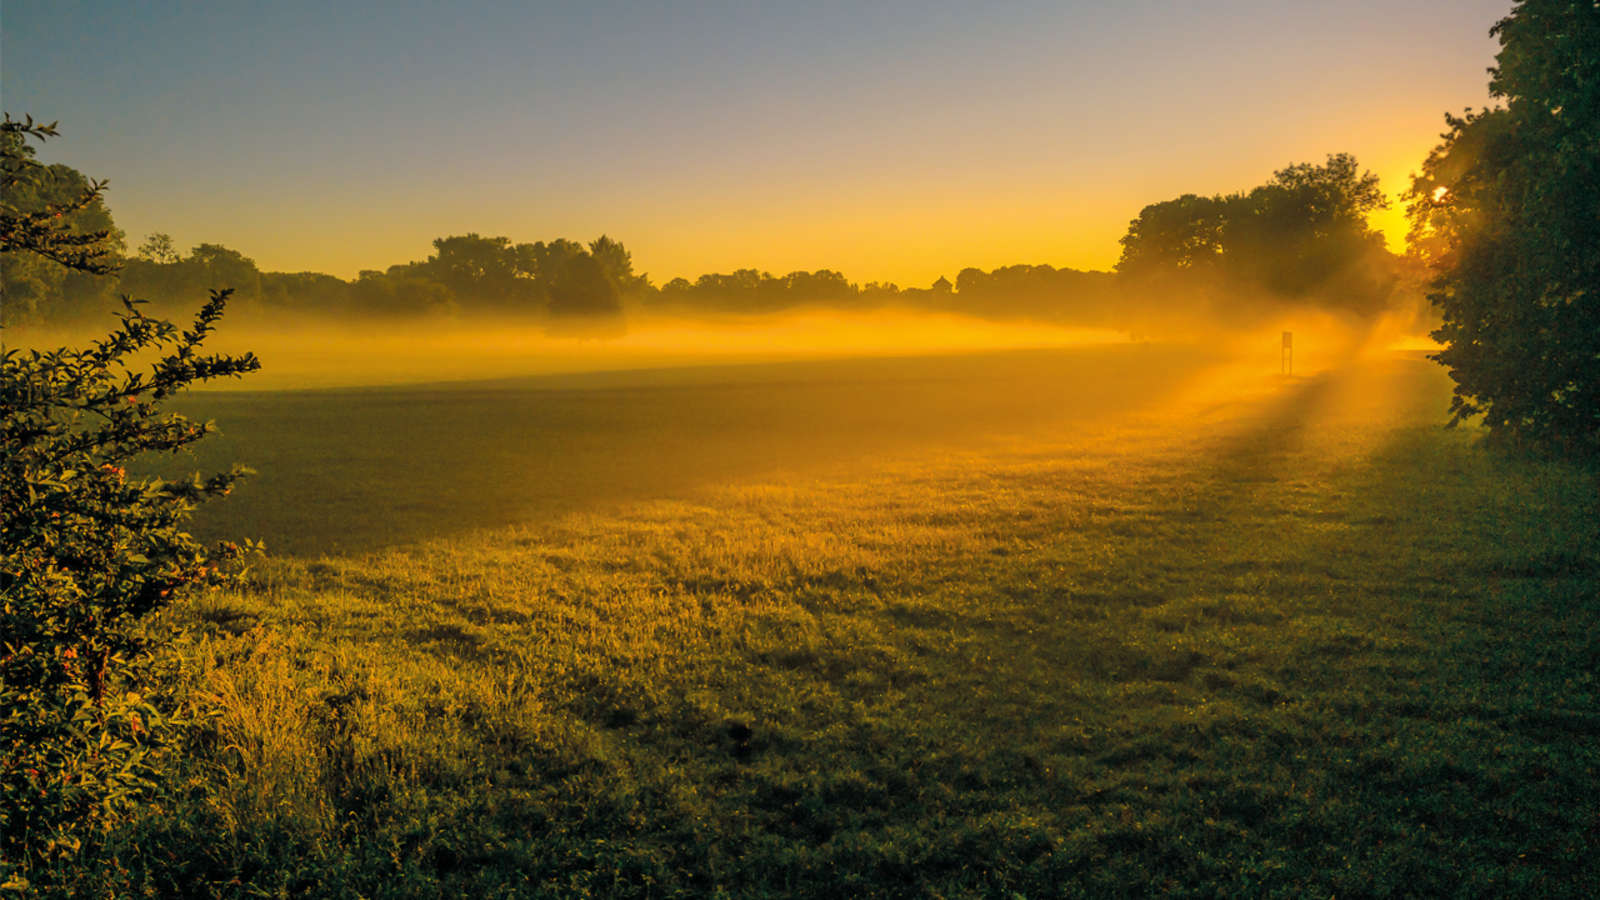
[1,116,262,884]
[0,293,261,879]
[1406,0,1600,456]
[0,116,125,326]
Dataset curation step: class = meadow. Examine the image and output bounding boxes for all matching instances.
[60,342,1599,897]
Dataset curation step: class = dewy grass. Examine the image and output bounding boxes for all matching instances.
[45,350,1600,898]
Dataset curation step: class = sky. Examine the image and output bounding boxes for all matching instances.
[3,0,1511,287]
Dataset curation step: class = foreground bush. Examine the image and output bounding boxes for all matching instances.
[1,112,261,888]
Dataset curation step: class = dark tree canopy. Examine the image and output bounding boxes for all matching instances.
[547,251,622,317]
[119,241,267,318]
[1118,154,1399,318]
[589,234,648,294]
[1407,0,1600,455]
[1116,194,1230,275]
[0,117,124,325]
[424,233,533,309]
[102,231,654,322]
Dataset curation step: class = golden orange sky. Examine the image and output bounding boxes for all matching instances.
[5,2,1505,285]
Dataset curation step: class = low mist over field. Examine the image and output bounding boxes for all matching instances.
[144,309,1131,390]
[6,1,1597,897]
[11,298,1434,391]
[154,308,1428,556]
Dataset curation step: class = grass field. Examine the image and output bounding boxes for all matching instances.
[57,344,1599,897]
[166,343,1221,555]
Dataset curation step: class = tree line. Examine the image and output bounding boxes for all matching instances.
[3,152,1416,331]
[117,233,641,321]
[1117,153,1402,320]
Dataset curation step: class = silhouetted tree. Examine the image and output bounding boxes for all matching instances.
[646,267,867,314]
[188,243,262,303]
[588,234,647,294]
[1406,0,1600,455]
[949,264,1118,323]
[1117,194,1231,275]
[425,233,535,308]
[1232,154,1392,312]
[0,117,124,324]
[860,280,900,303]
[349,268,454,316]
[547,251,621,317]
[117,241,265,318]
[259,271,353,314]
[782,269,853,305]
[1117,154,1398,318]
[135,232,180,264]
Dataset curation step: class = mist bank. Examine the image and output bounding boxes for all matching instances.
[8,296,1435,393]
[2,257,1437,393]
[16,310,1125,391]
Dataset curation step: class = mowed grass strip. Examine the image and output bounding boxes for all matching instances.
[69,355,1600,898]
